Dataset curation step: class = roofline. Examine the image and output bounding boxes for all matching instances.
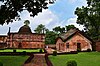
[57,30,93,43]
[56,37,64,42]
[8,32,45,35]
[64,32,77,42]
[64,30,93,42]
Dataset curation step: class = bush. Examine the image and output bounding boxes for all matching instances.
[0,61,3,66]
[66,60,77,66]
[87,48,91,52]
[53,51,57,56]
[39,49,43,53]
[23,51,26,55]
[13,49,16,52]
[77,48,81,52]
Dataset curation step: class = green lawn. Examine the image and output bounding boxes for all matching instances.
[0,49,43,52]
[49,52,100,66]
[0,56,29,66]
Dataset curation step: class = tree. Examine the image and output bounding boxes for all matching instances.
[53,26,65,34]
[45,30,58,44]
[24,20,30,26]
[34,24,47,34]
[0,0,56,25]
[53,26,61,34]
[75,0,100,40]
[66,25,76,31]
[60,27,65,33]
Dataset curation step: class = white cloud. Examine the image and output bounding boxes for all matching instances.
[59,16,84,30]
[66,16,84,30]
[20,9,59,31]
[77,0,87,7]
[68,0,77,3]
[0,0,87,35]
[29,9,59,31]
[0,9,59,34]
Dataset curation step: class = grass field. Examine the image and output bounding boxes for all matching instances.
[49,52,100,66]
[0,49,43,52]
[0,56,29,66]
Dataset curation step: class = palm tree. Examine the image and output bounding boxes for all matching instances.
[34,24,46,34]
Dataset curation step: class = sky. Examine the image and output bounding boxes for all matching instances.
[0,0,87,35]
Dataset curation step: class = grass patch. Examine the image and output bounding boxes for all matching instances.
[49,52,100,66]
[0,56,29,66]
[16,49,40,52]
[0,49,13,52]
[0,49,44,52]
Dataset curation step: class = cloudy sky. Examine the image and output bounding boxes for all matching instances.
[0,0,87,35]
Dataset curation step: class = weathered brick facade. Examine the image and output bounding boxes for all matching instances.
[6,25,45,48]
[0,35,7,48]
[56,28,92,52]
[96,41,100,51]
[7,34,45,48]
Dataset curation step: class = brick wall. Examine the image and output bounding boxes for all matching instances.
[56,33,92,52]
[7,33,45,48]
[96,41,100,51]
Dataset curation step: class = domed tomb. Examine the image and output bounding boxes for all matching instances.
[18,25,32,34]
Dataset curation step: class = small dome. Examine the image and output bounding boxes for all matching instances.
[18,25,32,34]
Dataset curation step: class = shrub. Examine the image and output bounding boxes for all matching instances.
[0,61,3,66]
[53,51,57,56]
[77,48,81,52]
[87,48,91,52]
[66,60,77,66]
[39,49,43,53]
[23,51,26,55]
[13,49,16,52]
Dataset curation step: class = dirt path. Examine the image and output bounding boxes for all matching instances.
[24,54,47,66]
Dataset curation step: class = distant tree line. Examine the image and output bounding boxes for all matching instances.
[34,24,76,44]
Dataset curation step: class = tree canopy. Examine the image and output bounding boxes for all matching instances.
[53,25,76,34]
[0,0,56,25]
[35,24,77,44]
[45,30,57,44]
[75,0,100,40]
[34,24,46,34]
[66,25,76,31]
[53,26,65,34]
[24,20,30,26]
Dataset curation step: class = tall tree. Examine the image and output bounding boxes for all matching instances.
[45,30,58,44]
[53,26,65,34]
[53,26,61,34]
[24,20,30,26]
[0,0,56,25]
[66,25,76,31]
[34,24,46,34]
[75,0,100,40]
[60,27,65,33]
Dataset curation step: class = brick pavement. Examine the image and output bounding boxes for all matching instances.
[23,54,47,66]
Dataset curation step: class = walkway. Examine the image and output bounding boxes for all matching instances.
[23,54,47,66]
[45,48,61,54]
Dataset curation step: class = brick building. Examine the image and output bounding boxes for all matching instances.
[56,28,93,52]
[0,35,7,48]
[6,25,45,49]
[96,40,100,51]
